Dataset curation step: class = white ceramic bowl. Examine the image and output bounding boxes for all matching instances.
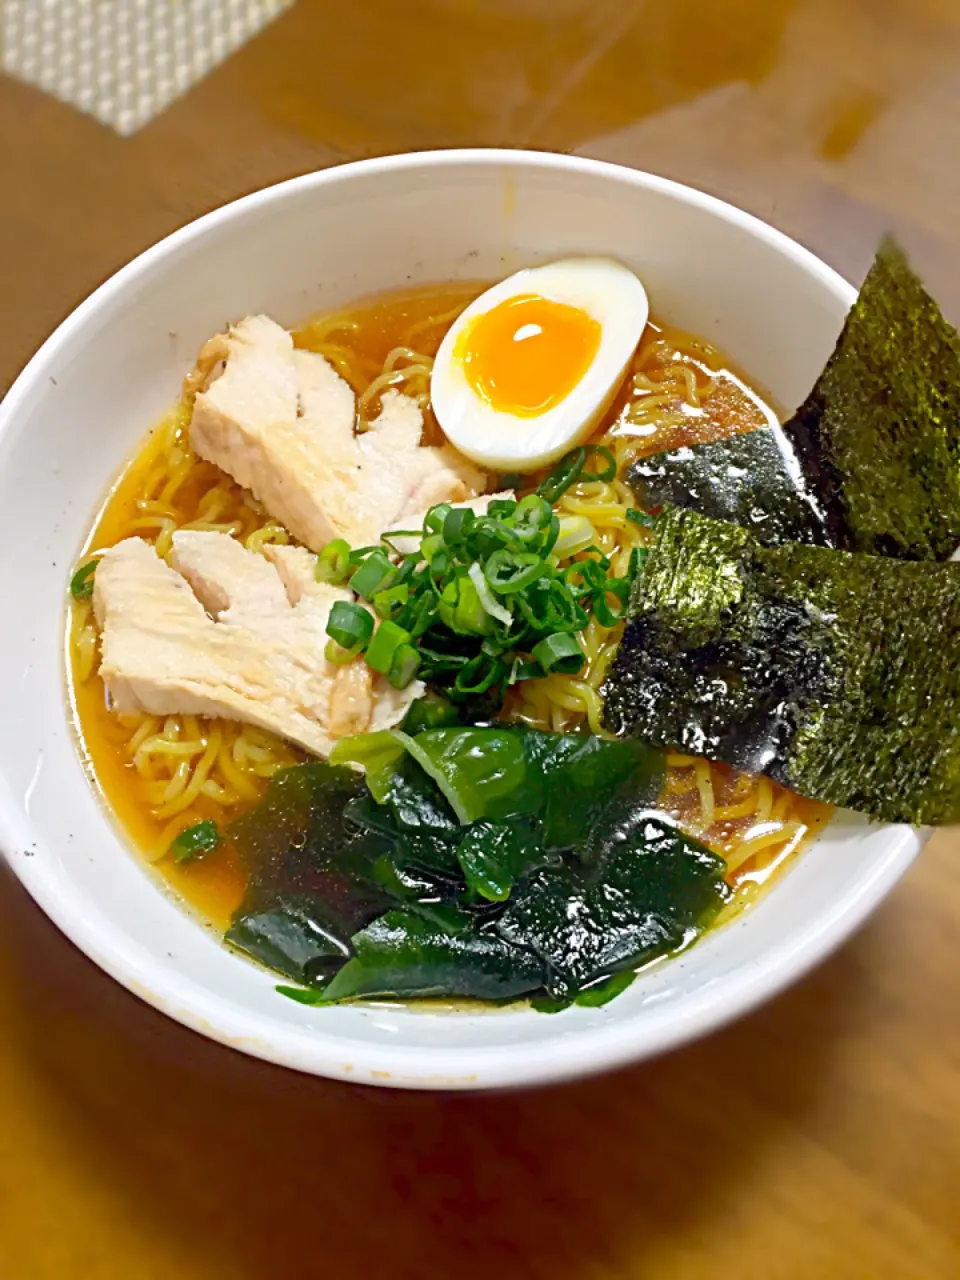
[0,150,926,1090]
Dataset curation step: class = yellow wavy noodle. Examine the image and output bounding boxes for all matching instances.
[69,288,831,932]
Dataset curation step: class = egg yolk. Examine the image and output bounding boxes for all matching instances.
[456,294,602,417]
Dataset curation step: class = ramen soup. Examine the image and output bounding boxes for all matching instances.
[66,263,840,1012]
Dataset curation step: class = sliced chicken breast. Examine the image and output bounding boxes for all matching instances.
[188,316,487,552]
[94,532,421,757]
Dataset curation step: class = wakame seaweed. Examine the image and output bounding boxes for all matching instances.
[603,504,960,825]
[223,725,727,1007]
[226,763,397,983]
[629,238,960,560]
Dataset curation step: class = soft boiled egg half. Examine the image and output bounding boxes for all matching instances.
[431,257,648,472]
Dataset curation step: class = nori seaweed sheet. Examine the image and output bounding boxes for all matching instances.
[630,428,837,548]
[629,238,960,560]
[603,504,960,825]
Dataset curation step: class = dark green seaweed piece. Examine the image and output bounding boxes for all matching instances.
[630,428,835,547]
[226,905,350,986]
[603,504,960,824]
[455,818,547,902]
[786,237,960,560]
[226,762,397,974]
[629,238,960,560]
[321,909,548,1003]
[528,731,665,851]
[224,729,697,1008]
[496,815,728,998]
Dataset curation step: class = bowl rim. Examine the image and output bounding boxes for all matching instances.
[0,148,923,1090]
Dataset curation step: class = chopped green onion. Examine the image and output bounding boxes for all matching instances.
[563,557,609,594]
[454,654,507,696]
[372,583,409,620]
[580,445,617,483]
[365,620,412,675]
[416,644,471,672]
[554,515,597,558]
[513,494,553,542]
[542,513,561,557]
[327,600,374,651]
[394,554,421,584]
[626,508,655,527]
[389,643,421,690]
[487,498,519,520]
[407,592,439,637]
[592,591,628,628]
[304,456,636,706]
[443,506,475,545]
[349,550,396,600]
[629,546,649,577]
[348,545,381,564]
[438,575,490,635]
[531,632,585,674]
[508,657,543,684]
[169,820,221,863]
[380,529,423,553]
[325,637,360,664]
[69,559,99,600]
[537,447,586,502]
[424,503,453,535]
[315,538,351,584]
[467,562,512,627]
[420,533,444,562]
[484,550,545,594]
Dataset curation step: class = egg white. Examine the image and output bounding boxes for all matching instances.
[431,257,649,472]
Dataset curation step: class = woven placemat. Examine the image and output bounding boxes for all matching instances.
[1,0,294,135]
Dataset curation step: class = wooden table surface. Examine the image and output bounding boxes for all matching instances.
[2,2,959,1276]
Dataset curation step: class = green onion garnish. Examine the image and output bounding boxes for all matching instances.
[438,574,491,635]
[372,583,410,620]
[389,643,421,690]
[69,559,99,600]
[315,538,351,584]
[484,550,545,594]
[513,494,553,541]
[170,820,221,863]
[537,445,618,501]
[424,504,453,535]
[554,515,596,558]
[454,653,507,695]
[326,600,375,652]
[467,562,512,627]
[325,638,359,665]
[442,506,476,545]
[626,508,655,527]
[366,619,412,675]
[531,632,585,674]
[509,657,543,684]
[537,447,586,502]
[318,444,631,705]
[580,445,617,483]
[349,549,397,600]
[592,591,628,628]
